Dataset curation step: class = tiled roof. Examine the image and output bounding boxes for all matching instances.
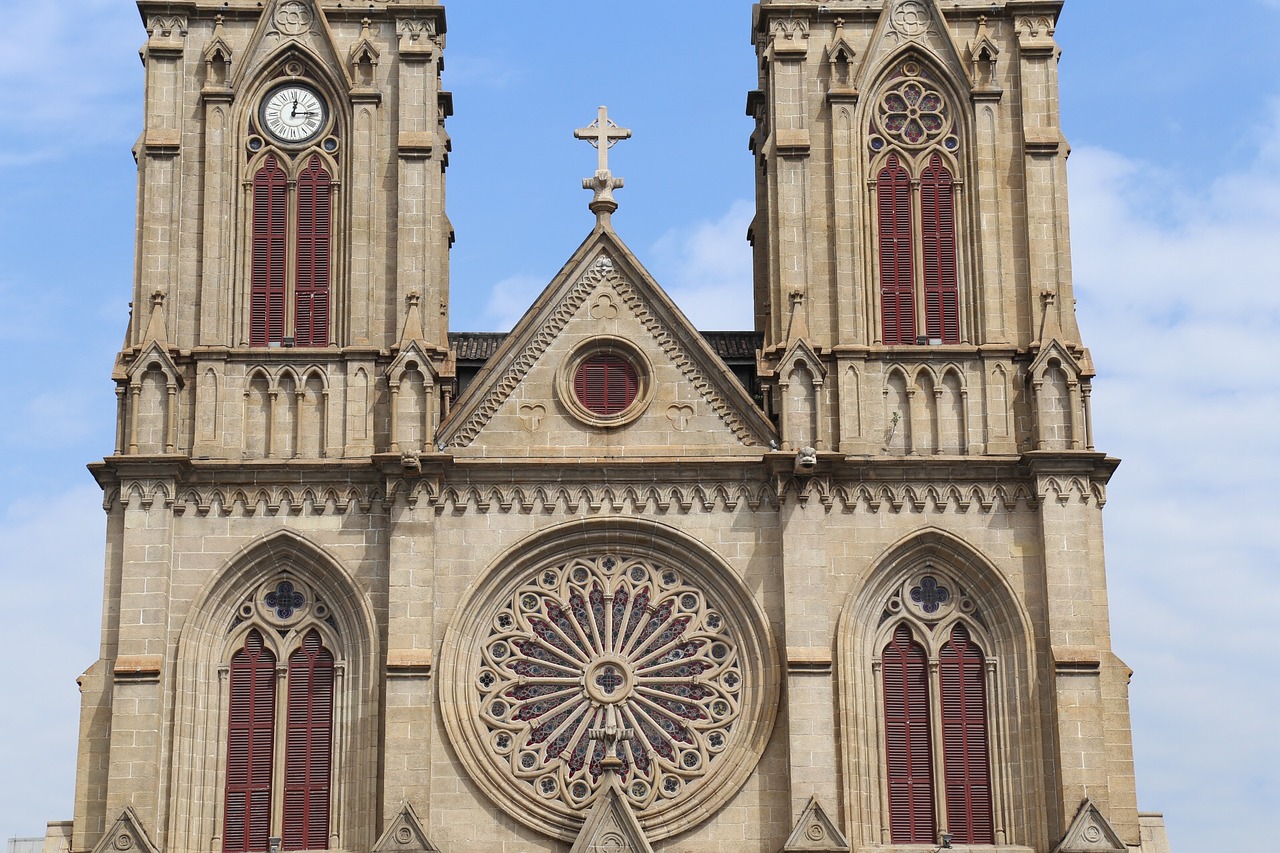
[449,331,761,362]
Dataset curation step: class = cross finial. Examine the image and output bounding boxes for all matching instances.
[575,105,631,173]
[575,106,631,223]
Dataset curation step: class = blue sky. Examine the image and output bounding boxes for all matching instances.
[1,2,1277,850]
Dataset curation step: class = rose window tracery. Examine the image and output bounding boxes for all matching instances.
[476,554,743,813]
[870,63,958,154]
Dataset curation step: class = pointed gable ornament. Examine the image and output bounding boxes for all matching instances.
[372,803,440,853]
[782,797,850,853]
[569,719,654,853]
[855,0,972,92]
[91,808,160,853]
[1051,798,1127,853]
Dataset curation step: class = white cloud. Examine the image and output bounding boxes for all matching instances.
[481,273,548,331]
[649,199,755,330]
[1069,114,1280,850]
[0,0,140,165]
[0,485,105,839]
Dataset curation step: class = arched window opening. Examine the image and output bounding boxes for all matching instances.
[248,150,335,348]
[882,624,936,844]
[878,154,916,345]
[294,156,331,347]
[224,630,276,853]
[250,156,288,348]
[940,624,993,843]
[920,154,959,344]
[284,629,334,850]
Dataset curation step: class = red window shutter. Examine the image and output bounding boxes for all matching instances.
[882,624,936,844]
[939,624,994,844]
[283,630,334,851]
[251,156,288,347]
[878,155,916,345]
[573,355,638,416]
[224,630,276,853]
[295,156,331,348]
[920,154,960,344]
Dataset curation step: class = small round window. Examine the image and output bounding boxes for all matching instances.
[573,354,638,416]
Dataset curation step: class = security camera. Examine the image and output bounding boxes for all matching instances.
[794,446,817,474]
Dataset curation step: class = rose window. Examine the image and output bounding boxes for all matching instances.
[476,554,743,813]
[872,64,957,152]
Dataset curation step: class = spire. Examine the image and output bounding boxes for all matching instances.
[142,290,168,344]
[399,291,425,345]
[574,106,631,226]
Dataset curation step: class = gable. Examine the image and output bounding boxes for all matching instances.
[438,230,776,457]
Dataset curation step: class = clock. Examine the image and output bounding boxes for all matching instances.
[259,83,328,144]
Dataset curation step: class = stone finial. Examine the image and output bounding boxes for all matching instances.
[575,106,631,224]
[142,289,168,344]
[786,288,810,343]
[399,291,425,344]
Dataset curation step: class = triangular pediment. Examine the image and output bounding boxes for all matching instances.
[91,808,159,853]
[372,803,440,853]
[782,797,850,853]
[778,338,827,385]
[1028,338,1082,381]
[1051,798,1127,853]
[126,340,183,386]
[569,783,655,853]
[438,226,777,456]
[233,0,350,92]
[855,0,972,93]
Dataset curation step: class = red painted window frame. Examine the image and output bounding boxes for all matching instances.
[882,624,936,844]
[294,156,331,348]
[573,354,639,416]
[939,624,994,844]
[224,630,276,853]
[878,154,917,345]
[282,629,334,851]
[250,156,288,347]
[920,153,960,344]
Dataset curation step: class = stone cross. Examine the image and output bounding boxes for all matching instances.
[575,106,631,220]
[575,106,631,174]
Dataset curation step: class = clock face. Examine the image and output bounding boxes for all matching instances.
[260,84,328,144]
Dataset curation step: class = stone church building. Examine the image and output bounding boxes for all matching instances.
[53,1,1172,852]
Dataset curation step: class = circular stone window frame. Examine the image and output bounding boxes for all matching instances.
[556,336,653,428]
[438,518,781,842]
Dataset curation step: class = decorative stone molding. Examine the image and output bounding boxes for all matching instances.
[438,519,780,842]
[570,783,654,853]
[1052,798,1126,853]
[776,477,1042,512]
[385,480,779,515]
[783,796,850,853]
[371,803,439,853]
[90,808,159,853]
[444,253,766,448]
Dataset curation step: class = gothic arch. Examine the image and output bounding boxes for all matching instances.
[835,528,1045,849]
[167,530,379,853]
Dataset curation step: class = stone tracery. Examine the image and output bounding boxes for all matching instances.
[476,554,743,813]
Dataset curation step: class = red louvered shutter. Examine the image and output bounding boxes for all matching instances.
[283,630,334,851]
[921,154,960,344]
[882,624,936,844]
[224,630,276,853]
[295,156,331,347]
[939,625,994,844]
[573,355,638,416]
[251,157,288,347]
[878,155,916,345]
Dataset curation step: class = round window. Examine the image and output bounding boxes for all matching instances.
[573,353,638,416]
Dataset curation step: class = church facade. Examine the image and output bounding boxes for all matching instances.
[56,1,1171,853]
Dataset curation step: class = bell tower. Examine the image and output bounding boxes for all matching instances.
[114,0,452,464]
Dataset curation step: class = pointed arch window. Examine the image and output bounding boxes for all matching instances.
[223,625,336,852]
[871,62,963,345]
[878,573,995,846]
[250,153,333,348]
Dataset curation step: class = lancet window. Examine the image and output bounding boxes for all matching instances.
[223,579,338,852]
[870,61,963,345]
[878,572,994,845]
[249,152,333,347]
